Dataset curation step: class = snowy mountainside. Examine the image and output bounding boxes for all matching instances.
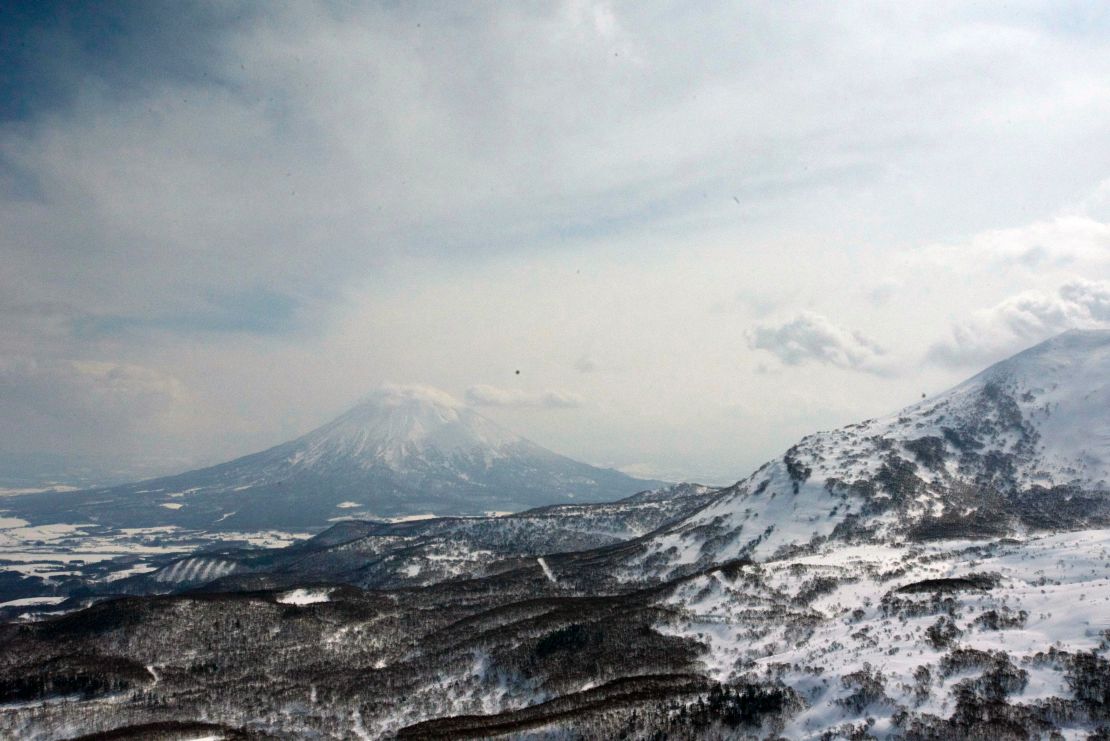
[6,332,1110,739]
[6,527,1110,738]
[631,329,1110,579]
[100,483,720,594]
[4,385,661,531]
[657,528,1110,739]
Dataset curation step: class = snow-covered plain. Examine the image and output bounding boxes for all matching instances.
[0,518,310,600]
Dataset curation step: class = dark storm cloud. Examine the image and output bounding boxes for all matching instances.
[0,1,253,122]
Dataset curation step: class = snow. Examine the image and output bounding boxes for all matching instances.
[0,525,309,588]
[104,563,158,582]
[154,558,237,584]
[0,523,93,547]
[631,330,1110,580]
[661,527,1110,738]
[215,530,308,548]
[286,384,522,472]
[0,485,78,496]
[385,513,438,523]
[276,588,333,605]
[0,596,67,607]
[537,557,557,584]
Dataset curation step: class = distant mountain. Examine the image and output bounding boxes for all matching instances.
[5,385,662,530]
[624,328,1110,579]
[53,483,719,598]
[8,333,1110,740]
[0,451,193,492]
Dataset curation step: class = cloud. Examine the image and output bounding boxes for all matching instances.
[866,278,903,306]
[465,385,584,409]
[0,356,195,457]
[928,279,1110,367]
[747,312,889,374]
[367,383,463,410]
[916,215,1110,275]
[7,4,1110,483]
[574,355,597,373]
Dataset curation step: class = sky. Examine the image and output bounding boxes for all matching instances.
[4,1,1110,486]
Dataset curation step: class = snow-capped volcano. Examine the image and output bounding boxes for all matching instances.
[7,385,661,530]
[286,385,523,471]
[632,329,1110,578]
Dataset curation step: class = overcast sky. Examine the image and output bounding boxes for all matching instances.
[4,1,1110,485]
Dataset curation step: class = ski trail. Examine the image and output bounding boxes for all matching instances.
[537,557,557,584]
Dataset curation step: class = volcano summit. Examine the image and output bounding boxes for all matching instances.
[8,385,659,530]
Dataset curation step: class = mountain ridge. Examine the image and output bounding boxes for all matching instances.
[623,329,1110,579]
[5,332,1110,739]
[4,384,662,531]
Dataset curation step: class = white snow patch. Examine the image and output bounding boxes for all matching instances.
[277,588,333,605]
[0,596,67,608]
[537,557,557,584]
[385,513,438,523]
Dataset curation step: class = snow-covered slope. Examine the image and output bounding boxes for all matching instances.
[6,385,661,531]
[99,483,722,595]
[632,330,1110,578]
[254,385,525,475]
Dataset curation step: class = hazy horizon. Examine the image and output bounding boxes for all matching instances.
[5,2,1110,486]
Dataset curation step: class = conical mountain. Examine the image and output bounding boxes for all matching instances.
[628,329,1110,579]
[9,385,661,530]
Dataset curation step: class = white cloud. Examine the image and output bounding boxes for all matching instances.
[747,312,890,375]
[574,355,597,373]
[917,215,1110,273]
[0,357,196,458]
[928,279,1110,367]
[466,385,584,409]
[7,4,1110,483]
[368,383,463,410]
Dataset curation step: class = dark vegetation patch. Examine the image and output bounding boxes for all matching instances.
[974,608,1028,631]
[925,617,963,650]
[793,575,846,606]
[881,591,958,620]
[904,436,946,469]
[66,721,274,740]
[784,446,812,494]
[894,651,1045,740]
[396,674,713,739]
[837,664,890,714]
[905,495,1015,541]
[896,573,999,594]
[0,654,151,704]
[397,676,800,740]
[1065,650,1110,721]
